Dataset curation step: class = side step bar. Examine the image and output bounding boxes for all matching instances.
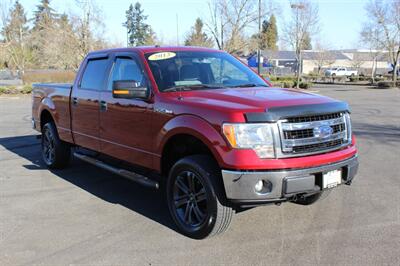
[73,152,159,189]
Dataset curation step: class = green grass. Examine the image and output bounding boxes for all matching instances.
[0,85,33,95]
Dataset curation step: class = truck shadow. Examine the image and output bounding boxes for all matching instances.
[352,122,400,143]
[0,135,178,235]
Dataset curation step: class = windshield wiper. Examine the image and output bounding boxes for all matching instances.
[163,84,222,92]
[230,83,269,88]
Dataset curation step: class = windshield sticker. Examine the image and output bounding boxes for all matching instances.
[148,52,176,61]
[174,80,202,86]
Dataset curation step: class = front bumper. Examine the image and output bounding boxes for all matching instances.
[221,155,358,204]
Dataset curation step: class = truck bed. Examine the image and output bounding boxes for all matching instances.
[32,83,73,143]
[33,83,73,90]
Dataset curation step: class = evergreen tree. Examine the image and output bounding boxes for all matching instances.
[252,14,278,51]
[264,15,278,50]
[123,2,155,46]
[2,1,28,42]
[184,18,214,47]
[301,32,312,50]
[1,0,31,72]
[33,0,58,31]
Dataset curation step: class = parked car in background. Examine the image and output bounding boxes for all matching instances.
[325,67,358,77]
[32,46,358,239]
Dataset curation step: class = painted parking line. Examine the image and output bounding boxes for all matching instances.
[0,96,21,100]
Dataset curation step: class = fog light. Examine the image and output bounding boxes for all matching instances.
[255,180,264,192]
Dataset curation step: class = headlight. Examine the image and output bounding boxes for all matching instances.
[222,123,275,158]
[344,113,352,143]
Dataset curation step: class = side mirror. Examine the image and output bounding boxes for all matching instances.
[112,80,148,99]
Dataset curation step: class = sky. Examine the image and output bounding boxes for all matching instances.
[11,0,368,50]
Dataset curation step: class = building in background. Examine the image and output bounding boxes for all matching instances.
[248,49,391,76]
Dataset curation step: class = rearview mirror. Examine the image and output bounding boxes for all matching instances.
[112,80,148,99]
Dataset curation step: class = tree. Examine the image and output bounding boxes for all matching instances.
[262,15,278,50]
[205,0,259,54]
[361,0,400,84]
[283,0,319,88]
[123,2,156,47]
[301,31,312,50]
[144,27,157,45]
[350,54,364,74]
[33,0,58,31]
[72,0,109,62]
[0,0,32,72]
[249,14,278,52]
[31,0,59,67]
[51,13,81,69]
[185,18,214,47]
[1,0,114,71]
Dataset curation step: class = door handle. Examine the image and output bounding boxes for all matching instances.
[100,100,107,111]
[72,97,78,106]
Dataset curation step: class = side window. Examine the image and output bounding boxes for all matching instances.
[80,58,109,90]
[108,57,144,90]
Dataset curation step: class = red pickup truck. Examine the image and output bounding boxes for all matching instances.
[32,46,358,239]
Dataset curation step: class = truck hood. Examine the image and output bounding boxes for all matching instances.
[167,87,338,113]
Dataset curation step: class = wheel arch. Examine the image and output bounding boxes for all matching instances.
[40,109,55,130]
[157,115,227,176]
[37,97,57,131]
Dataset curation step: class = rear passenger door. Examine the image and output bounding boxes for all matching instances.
[71,55,111,151]
[99,53,154,169]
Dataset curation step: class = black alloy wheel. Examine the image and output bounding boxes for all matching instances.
[173,170,208,229]
[42,126,56,165]
[166,155,234,239]
[41,122,71,169]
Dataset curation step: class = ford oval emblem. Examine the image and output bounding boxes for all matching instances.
[313,125,333,138]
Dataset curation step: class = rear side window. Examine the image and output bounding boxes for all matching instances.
[80,58,109,90]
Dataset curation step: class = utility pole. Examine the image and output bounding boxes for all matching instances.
[176,14,179,45]
[126,28,129,47]
[291,3,305,89]
[257,0,262,74]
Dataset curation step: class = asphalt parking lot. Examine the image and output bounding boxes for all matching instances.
[0,85,399,265]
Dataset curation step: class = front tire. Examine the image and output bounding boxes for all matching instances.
[41,122,71,169]
[166,155,234,239]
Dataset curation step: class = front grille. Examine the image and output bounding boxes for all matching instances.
[284,128,314,139]
[292,139,344,153]
[286,112,342,123]
[331,123,345,134]
[285,123,346,140]
[278,112,350,156]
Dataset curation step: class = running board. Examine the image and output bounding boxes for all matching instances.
[73,152,159,189]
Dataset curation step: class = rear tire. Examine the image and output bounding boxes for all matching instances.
[41,122,71,169]
[166,155,234,239]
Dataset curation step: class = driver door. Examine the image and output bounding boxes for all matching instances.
[99,53,154,169]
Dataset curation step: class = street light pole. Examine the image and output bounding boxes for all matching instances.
[257,0,262,74]
[291,3,305,89]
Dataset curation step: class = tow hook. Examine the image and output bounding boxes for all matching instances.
[345,180,352,185]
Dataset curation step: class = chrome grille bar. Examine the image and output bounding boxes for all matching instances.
[277,112,351,156]
[281,117,345,131]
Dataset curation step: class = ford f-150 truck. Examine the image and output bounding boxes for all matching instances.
[32,46,358,239]
[325,67,358,77]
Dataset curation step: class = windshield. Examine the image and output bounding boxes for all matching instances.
[145,51,268,92]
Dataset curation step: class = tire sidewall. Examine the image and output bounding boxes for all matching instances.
[166,157,219,239]
[41,122,70,169]
[42,123,56,167]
